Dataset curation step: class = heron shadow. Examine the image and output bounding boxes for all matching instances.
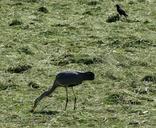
[32,110,59,115]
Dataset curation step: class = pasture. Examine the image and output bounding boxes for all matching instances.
[0,0,156,127]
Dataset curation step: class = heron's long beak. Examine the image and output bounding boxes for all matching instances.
[30,108,35,113]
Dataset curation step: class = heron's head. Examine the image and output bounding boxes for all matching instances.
[84,71,95,80]
[30,97,40,113]
[115,4,120,8]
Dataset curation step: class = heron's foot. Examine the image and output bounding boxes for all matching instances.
[73,106,76,110]
[64,106,67,111]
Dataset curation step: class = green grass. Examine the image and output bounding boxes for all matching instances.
[0,0,156,127]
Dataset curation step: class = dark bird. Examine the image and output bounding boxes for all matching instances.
[31,71,95,112]
[115,4,128,17]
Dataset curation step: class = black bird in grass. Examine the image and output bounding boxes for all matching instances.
[31,71,95,112]
[115,4,128,17]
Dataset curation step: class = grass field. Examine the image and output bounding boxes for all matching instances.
[0,0,156,127]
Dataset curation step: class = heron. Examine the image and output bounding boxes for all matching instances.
[31,71,95,112]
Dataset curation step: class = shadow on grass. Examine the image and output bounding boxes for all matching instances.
[32,110,59,115]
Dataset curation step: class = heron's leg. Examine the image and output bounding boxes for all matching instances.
[64,86,68,110]
[72,87,77,110]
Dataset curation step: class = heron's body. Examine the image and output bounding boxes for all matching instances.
[31,71,95,112]
[55,72,83,86]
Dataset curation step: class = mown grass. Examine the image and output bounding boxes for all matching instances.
[0,0,156,127]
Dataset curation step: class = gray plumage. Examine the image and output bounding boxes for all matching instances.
[31,71,95,112]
